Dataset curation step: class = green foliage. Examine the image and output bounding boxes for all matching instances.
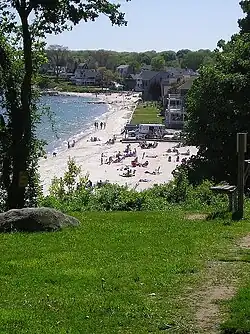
[0,209,250,332]
[0,0,130,209]
[221,285,250,333]
[184,4,250,185]
[39,159,228,213]
[151,55,165,71]
[49,157,89,198]
[42,47,213,76]
[181,50,214,71]
[130,102,163,124]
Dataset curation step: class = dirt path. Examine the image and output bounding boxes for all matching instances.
[187,234,250,333]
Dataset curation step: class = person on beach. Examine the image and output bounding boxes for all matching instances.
[103,122,106,129]
[96,122,98,129]
[100,122,103,130]
[72,140,75,148]
[101,153,104,165]
[67,141,70,149]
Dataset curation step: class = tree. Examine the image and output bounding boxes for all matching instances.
[151,55,165,71]
[97,67,118,86]
[159,51,177,63]
[128,60,140,73]
[181,50,212,71]
[46,44,69,80]
[183,1,250,186]
[176,49,191,62]
[0,0,130,210]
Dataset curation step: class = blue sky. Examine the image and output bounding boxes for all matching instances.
[46,0,243,52]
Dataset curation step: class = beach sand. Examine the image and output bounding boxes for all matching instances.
[39,92,197,194]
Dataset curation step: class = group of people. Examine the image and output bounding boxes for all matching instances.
[94,121,106,130]
[106,135,117,145]
[165,148,190,163]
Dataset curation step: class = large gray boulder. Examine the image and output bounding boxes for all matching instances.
[0,207,80,232]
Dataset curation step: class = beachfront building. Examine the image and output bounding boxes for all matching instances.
[161,68,198,105]
[165,94,185,129]
[133,70,172,100]
[73,63,101,86]
[116,65,133,78]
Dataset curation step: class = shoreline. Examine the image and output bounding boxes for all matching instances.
[39,92,197,195]
[39,92,141,193]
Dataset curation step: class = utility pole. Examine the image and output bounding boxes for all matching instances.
[237,133,247,219]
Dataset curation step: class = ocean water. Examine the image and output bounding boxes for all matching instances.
[37,95,108,153]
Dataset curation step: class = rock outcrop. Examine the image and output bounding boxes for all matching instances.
[0,207,80,232]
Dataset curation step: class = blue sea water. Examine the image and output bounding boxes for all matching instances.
[37,95,108,153]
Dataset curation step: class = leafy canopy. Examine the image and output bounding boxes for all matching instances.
[0,0,130,34]
[184,0,250,184]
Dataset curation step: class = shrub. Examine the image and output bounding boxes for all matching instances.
[39,158,229,213]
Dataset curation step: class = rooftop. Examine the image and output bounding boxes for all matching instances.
[177,77,197,91]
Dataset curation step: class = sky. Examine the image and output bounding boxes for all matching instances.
[46,0,244,52]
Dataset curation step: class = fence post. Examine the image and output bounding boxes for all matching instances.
[237,133,247,219]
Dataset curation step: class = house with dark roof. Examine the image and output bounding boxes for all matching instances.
[73,63,101,86]
[134,70,173,100]
[116,65,133,77]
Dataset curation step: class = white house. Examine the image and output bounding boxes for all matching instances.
[73,63,101,86]
[165,94,185,129]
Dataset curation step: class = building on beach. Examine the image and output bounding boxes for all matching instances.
[72,63,101,86]
[165,94,185,129]
[133,70,171,100]
[116,65,133,78]
[164,77,198,129]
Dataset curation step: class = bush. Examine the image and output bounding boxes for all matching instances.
[39,158,229,213]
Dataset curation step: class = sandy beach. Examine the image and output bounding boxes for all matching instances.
[39,92,197,194]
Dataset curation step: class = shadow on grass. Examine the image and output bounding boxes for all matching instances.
[206,210,231,221]
[206,209,245,222]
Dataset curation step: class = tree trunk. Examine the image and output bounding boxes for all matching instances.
[8,8,33,209]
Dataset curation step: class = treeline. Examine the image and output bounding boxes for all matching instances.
[45,45,215,74]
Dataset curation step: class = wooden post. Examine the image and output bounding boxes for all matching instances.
[237,133,247,219]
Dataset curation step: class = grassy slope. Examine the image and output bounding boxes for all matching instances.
[220,245,250,333]
[130,103,163,125]
[0,210,250,333]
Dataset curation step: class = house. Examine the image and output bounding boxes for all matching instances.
[134,70,174,100]
[73,63,101,86]
[116,65,132,77]
[164,77,198,129]
[123,74,137,90]
[165,94,185,129]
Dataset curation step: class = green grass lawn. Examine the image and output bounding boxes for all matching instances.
[0,210,250,333]
[130,103,163,125]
